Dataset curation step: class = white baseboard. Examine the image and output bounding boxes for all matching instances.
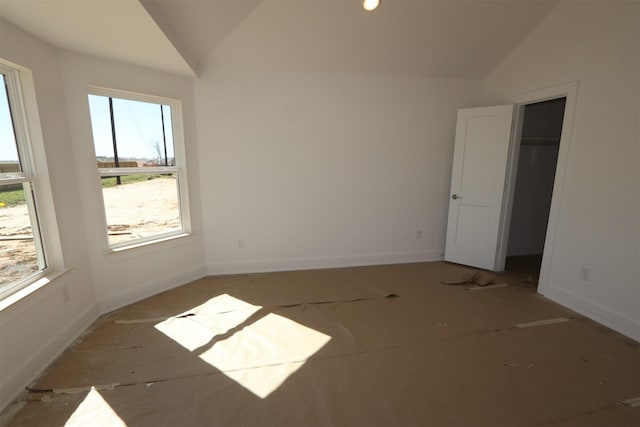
[97,265,207,314]
[0,305,98,412]
[206,250,443,275]
[540,282,640,342]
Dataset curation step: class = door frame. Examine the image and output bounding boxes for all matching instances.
[495,81,579,296]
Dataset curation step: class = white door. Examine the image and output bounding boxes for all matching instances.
[444,105,515,270]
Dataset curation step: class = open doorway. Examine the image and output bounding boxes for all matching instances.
[504,97,566,286]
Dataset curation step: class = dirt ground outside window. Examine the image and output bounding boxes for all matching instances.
[0,178,180,288]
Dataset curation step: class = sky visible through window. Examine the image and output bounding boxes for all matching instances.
[0,87,175,164]
[0,74,20,163]
[88,95,175,163]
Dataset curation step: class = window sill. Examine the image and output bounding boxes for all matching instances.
[0,268,73,312]
[105,232,193,261]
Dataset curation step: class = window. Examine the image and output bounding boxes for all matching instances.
[87,89,190,249]
[0,64,48,296]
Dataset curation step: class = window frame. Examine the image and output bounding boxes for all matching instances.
[0,61,59,301]
[87,87,191,251]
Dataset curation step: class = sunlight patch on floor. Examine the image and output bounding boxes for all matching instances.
[154,294,331,398]
[223,361,307,399]
[154,294,262,351]
[200,313,331,398]
[65,387,125,427]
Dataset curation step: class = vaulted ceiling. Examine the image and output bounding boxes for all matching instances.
[0,0,559,78]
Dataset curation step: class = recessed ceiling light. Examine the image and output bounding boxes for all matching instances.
[363,0,380,12]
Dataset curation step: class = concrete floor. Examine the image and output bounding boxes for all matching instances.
[3,261,639,426]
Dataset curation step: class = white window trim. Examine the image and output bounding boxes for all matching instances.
[0,59,64,303]
[87,86,192,252]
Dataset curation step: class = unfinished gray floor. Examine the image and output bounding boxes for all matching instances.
[3,261,639,426]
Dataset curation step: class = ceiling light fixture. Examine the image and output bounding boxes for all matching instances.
[363,0,380,12]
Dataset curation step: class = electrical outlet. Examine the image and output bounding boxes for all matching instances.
[416,230,423,239]
[579,267,591,282]
[237,239,244,249]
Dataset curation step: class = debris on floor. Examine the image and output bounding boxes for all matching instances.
[442,270,509,290]
[619,396,640,408]
[442,271,496,287]
[466,283,508,291]
[513,317,572,328]
[27,383,121,395]
[503,362,535,369]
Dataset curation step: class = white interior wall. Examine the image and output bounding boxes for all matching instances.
[0,21,98,410]
[196,61,480,274]
[483,0,640,339]
[57,51,206,313]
